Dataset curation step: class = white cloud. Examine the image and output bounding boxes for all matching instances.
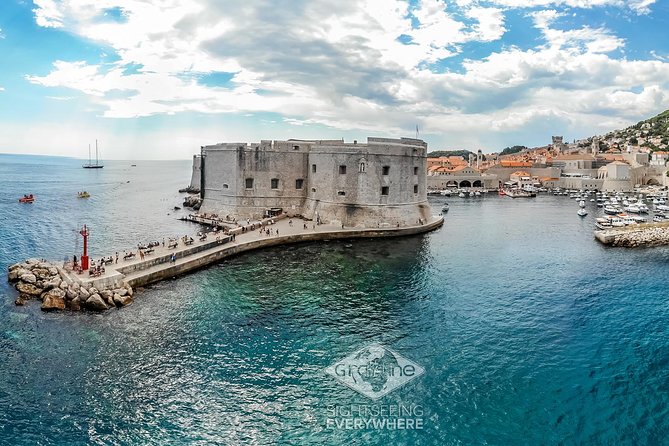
[24,0,669,152]
[0,87,5,92]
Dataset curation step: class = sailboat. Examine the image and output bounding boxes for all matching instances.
[83,140,104,169]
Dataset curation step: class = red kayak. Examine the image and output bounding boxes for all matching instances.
[19,194,35,203]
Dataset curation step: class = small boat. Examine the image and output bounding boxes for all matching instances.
[18,194,35,203]
[131,164,137,167]
[458,192,466,198]
[474,191,481,196]
[498,189,506,196]
[579,200,585,208]
[577,208,588,217]
[77,191,90,198]
[441,203,449,213]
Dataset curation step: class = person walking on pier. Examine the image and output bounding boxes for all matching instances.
[115,252,119,264]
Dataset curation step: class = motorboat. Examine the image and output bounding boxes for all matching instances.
[18,194,35,203]
[637,203,649,213]
[577,208,588,217]
[458,192,466,198]
[653,215,665,222]
[77,191,90,198]
[579,200,586,208]
[441,203,449,213]
[624,205,640,213]
[604,206,621,215]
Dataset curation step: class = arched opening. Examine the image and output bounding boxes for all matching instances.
[446,180,458,188]
[647,178,661,186]
[472,180,482,187]
[459,180,471,188]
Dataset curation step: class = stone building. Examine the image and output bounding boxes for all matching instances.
[198,137,432,227]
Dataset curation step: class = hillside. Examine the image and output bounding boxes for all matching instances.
[591,109,669,152]
[426,150,475,160]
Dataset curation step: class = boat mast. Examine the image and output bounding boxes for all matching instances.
[95,139,98,166]
[88,144,91,165]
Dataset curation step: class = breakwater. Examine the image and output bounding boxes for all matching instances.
[7,215,443,312]
[594,221,669,247]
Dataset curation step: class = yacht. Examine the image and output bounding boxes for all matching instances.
[624,205,640,213]
[577,208,588,217]
[604,206,622,215]
[637,203,649,213]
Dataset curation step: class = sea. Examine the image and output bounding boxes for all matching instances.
[1,153,668,445]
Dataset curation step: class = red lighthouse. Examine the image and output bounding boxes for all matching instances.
[79,225,90,271]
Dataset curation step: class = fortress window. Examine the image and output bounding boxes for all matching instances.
[295,179,304,189]
[339,165,347,174]
[338,191,346,196]
[414,166,419,175]
[381,186,389,196]
[311,188,316,193]
[245,178,254,189]
[414,184,418,194]
[382,166,390,175]
[271,178,279,189]
[223,184,229,189]
[359,162,366,173]
[293,145,300,150]
[312,164,317,173]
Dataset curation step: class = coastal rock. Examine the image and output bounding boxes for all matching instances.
[16,282,42,296]
[26,258,40,266]
[113,293,133,307]
[48,267,58,276]
[19,273,37,284]
[68,297,81,311]
[15,296,26,306]
[8,267,29,282]
[66,287,78,300]
[32,268,52,280]
[71,282,80,291]
[89,287,99,296]
[44,277,62,290]
[113,288,128,297]
[79,287,90,300]
[85,294,108,311]
[100,290,114,306]
[59,280,68,290]
[8,262,23,272]
[41,289,66,311]
[125,285,134,297]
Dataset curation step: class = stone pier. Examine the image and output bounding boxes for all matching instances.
[8,214,444,311]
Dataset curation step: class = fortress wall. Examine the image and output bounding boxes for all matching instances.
[200,137,431,226]
[189,155,202,190]
[201,142,310,218]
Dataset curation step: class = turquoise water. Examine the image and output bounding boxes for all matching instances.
[1,154,669,445]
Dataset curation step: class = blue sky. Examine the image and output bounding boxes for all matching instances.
[0,0,668,159]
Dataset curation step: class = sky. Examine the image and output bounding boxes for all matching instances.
[1,0,669,159]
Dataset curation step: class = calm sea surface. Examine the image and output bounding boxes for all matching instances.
[1,154,668,445]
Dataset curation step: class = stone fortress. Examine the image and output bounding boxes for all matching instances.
[196,137,433,228]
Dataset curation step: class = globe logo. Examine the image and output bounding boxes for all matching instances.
[325,343,425,400]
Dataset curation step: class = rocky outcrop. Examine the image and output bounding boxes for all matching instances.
[183,195,202,210]
[7,260,135,313]
[41,288,66,311]
[85,294,108,311]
